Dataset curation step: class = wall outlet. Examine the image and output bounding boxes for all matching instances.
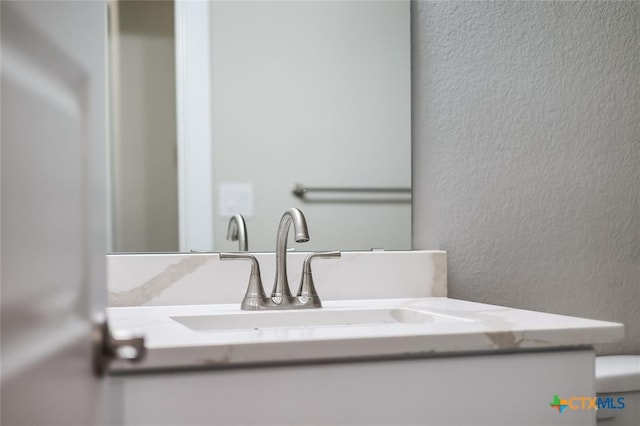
[218,183,254,217]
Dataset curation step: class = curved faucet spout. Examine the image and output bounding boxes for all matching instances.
[271,208,309,303]
[226,214,248,251]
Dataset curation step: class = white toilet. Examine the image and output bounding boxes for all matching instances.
[596,355,640,425]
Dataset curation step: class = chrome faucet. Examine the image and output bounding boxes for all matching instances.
[220,208,340,310]
[271,207,309,304]
[226,214,248,251]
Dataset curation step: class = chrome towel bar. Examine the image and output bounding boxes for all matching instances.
[292,183,411,200]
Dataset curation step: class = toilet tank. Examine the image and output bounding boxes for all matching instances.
[596,356,640,426]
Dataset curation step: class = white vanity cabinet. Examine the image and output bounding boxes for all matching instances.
[110,349,595,425]
[106,254,621,425]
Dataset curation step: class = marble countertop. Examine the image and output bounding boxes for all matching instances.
[108,297,623,372]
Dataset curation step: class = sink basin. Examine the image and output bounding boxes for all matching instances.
[107,297,625,372]
[171,307,471,332]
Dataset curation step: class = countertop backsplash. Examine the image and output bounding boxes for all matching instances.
[107,250,447,307]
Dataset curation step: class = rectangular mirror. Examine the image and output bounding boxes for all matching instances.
[108,0,411,253]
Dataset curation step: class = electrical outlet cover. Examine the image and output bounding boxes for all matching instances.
[218,183,254,217]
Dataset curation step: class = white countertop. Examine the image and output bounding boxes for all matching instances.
[108,297,623,372]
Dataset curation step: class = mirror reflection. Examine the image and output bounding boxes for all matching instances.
[108,0,411,253]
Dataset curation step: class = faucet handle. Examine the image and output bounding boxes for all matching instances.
[296,251,341,308]
[220,253,267,310]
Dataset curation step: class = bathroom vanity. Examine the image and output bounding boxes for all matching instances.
[106,251,623,425]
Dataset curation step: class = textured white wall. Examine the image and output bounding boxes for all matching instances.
[412,1,639,354]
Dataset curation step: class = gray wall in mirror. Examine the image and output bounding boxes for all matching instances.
[109,0,411,253]
[109,0,179,253]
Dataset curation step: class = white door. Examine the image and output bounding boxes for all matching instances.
[1,1,110,424]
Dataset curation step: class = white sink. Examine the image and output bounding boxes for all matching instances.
[171,307,470,332]
[107,298,624,371]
